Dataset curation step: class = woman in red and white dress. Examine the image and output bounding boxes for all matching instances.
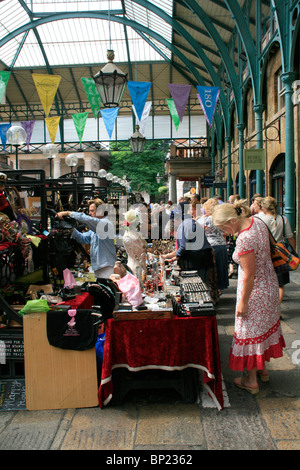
[212,200,285,394]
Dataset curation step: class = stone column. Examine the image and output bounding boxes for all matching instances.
[53,156,61,179]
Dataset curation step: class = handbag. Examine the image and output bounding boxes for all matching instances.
[47,309,101,351]
[255,216,299,273]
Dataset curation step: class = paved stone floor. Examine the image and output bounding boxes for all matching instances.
[1,273,300,452]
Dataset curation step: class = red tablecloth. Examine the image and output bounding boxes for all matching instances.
[57,292,94,309]
[98,315,224,411]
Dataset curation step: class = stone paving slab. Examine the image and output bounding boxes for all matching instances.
[0,410,64,450]
[59,406,138,450]
[135,404,205,450]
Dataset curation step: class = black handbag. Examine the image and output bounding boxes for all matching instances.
[46,309,101,351]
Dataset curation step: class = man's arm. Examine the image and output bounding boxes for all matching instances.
[56,210,99,232]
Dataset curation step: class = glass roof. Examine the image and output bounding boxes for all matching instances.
[0,0,173,69]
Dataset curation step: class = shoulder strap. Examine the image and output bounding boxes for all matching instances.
[253,215,277,243]
[280,214,286,238]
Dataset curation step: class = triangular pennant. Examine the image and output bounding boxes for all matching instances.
[0,71,11,104]
[196,86,220,127]
[32,74,61,117]
[100,107,119,139]
[45,116,61,143]
[0,123,11,150]
[72,112,89,143]
[168,84,191,122]
[21,120,35,150]
[81,77,101,119]
[132,101,152,135]
[127,81,152,121]
[167,98,180,131]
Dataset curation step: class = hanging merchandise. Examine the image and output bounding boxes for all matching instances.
[0,123,11,150]
[168,84,191,122]
[45,116,61,143]
[127,81,152,121]
[196,86,220,127]
[32,74,61,117]
[100,107,119,139]
[81,77,102,119]
[0,71,11,103]
[20,121,35,150]
[167,98,180,130]
[72,112,89,143]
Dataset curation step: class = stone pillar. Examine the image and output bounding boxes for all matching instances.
[53,156,61,179]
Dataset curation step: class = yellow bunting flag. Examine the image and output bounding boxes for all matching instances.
[45,116,60,143]
[32,74,61,117]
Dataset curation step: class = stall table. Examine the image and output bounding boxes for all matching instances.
[98,314,224,411]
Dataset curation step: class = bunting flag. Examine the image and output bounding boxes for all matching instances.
[167,98,180,130]
[21,120,35,150]
[0,123,11,150]
[32,74,61,117]
[72,112,89,143]
[45,116,60,143]
[132,101,152,135]
[168,84,191,122]
[196,86,220,127]
[81,77,101,119]
[100,107,119,139]
[0,71,11,104]
[127,81,152,121]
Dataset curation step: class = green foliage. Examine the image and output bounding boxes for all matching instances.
[158,186,168,194]
[109,140,167,195]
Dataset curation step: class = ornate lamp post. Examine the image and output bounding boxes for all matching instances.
[65,154,78,173]
[43,143,58,178]
[6,126,27,170]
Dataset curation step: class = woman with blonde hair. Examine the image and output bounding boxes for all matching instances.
[212,199,285,394]
[257,196,296,303]
[251,196,264,215]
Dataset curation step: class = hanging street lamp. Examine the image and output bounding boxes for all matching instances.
[94,50,127,108]
[130,125,146,153]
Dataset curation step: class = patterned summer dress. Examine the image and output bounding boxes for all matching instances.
[229,217,285,371]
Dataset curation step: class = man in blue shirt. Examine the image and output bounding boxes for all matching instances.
[176,210,213,282]
[57,199,116,279]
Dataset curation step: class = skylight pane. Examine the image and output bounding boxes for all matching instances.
[26,0,123,14]
[124,0,173,59]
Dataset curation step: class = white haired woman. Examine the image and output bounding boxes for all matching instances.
[257,196,296,304]
[212,200,285,394]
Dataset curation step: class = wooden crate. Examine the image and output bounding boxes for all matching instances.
[23,312,98,410]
